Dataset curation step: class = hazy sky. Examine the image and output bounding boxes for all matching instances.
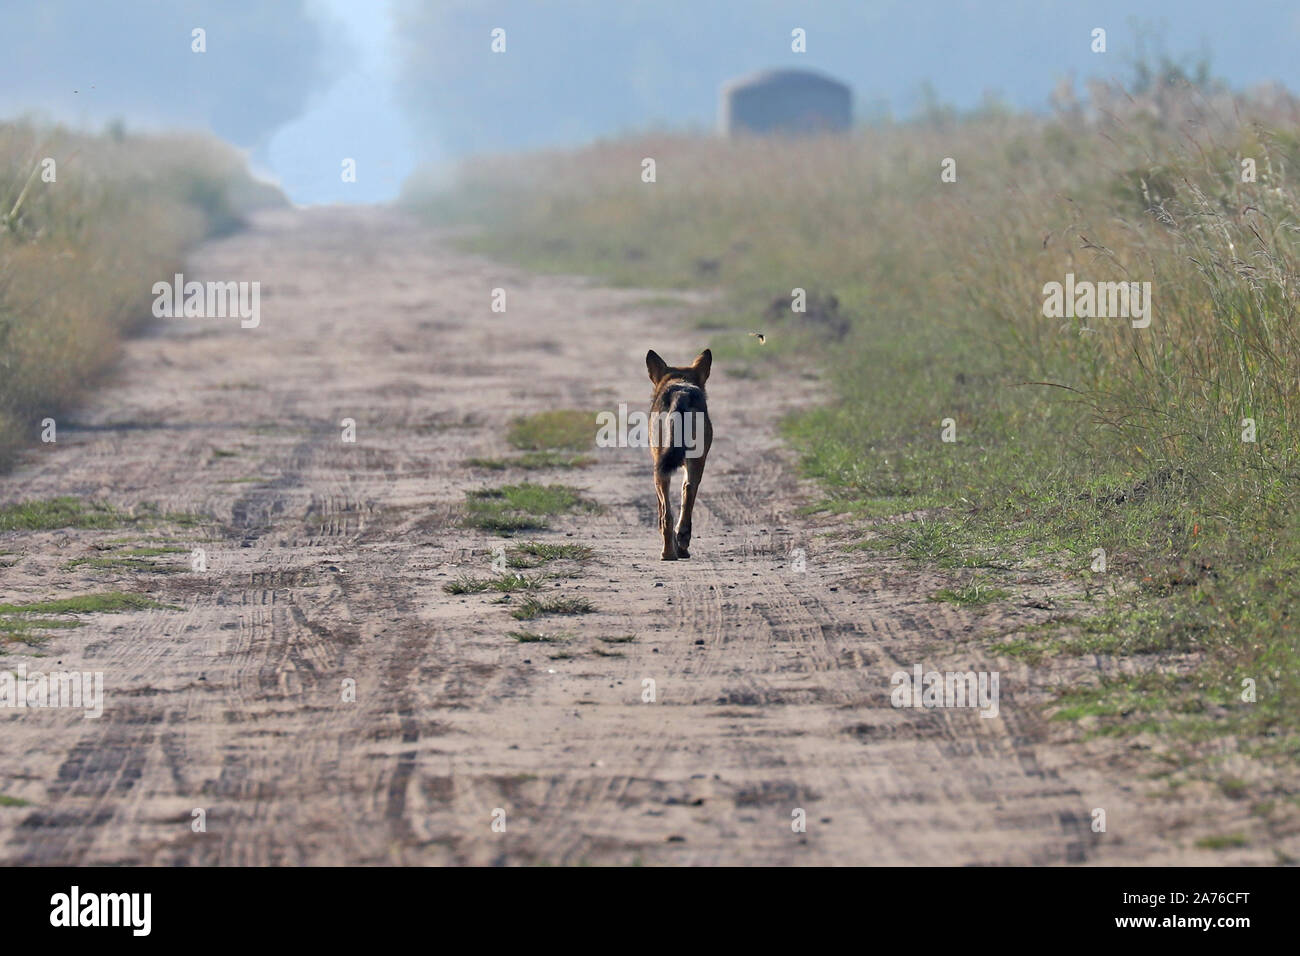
[0,0,341,156]
[3,1,1300,205]
[266,0,416,203]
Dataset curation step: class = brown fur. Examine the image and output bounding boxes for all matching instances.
[645,348,714,560]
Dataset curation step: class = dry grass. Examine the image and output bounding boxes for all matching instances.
[0,120,284,466]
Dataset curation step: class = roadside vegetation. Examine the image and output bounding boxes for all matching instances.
[0,119,284,467]
[406,61,1300,780]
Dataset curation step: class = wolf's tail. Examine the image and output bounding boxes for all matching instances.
[655,387,706,475]
[657,437,687,475]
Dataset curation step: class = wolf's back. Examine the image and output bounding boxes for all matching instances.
[654,383,708,474]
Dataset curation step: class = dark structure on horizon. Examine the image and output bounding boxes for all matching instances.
[720,68,852,136]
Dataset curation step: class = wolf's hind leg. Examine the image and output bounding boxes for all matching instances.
[656,469,678,560]
[675,456,705,559]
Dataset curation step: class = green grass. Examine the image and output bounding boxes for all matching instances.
[0,497,206,533]
[507,630,571,643]
[463,482,599,534]
[506,542,594,568]
[0,794,30,808]
[1195,833,1249,850]
[0,591,171,645]
[0,615,83,646]
[510,596,595,620]
[131,503,207,528]
[465,451,596,470]
[63,544,187,573]
[1047,668,1297,763]
[62,557,167,573]
[507,410,594,452]
[443,573,546,594]
[929,582,1012,607]
[0,497,123,531]
[0,592,172,615]
[464,410,599,471]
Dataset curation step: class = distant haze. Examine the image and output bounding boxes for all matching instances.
[4,1,1300,204]
[0,1,344,158]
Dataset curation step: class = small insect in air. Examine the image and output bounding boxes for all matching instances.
[748,331,766,344]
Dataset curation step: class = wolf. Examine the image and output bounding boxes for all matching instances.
[645,348,714,560]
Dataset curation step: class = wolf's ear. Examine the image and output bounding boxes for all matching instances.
[646,349,668,384]
[691,348,712,384]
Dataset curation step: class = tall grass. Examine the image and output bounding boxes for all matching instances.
[0,120,283,466]
[405,74,1300,764]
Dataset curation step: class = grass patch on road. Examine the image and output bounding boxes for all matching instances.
[1195,833,1249,851]
[0,591,171,645]
[465,410,599,472]
[507,541,594,568]
[444,573,546,594]
[62,556,184,574]
[508,410,594,451]
[0,592,172,615]
[507,630,571,643]
[0,497,207,533]
[0,497,123,532]
[465,451,595,471]
[463,483,599,534]
[0,615,83,646]
[929,581,1012,607]
[510,596,595,620]
[63,540,189,574]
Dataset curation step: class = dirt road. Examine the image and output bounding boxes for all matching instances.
[0,207,1271,864]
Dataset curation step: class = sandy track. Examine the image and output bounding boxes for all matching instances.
[0,207,1273,865]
